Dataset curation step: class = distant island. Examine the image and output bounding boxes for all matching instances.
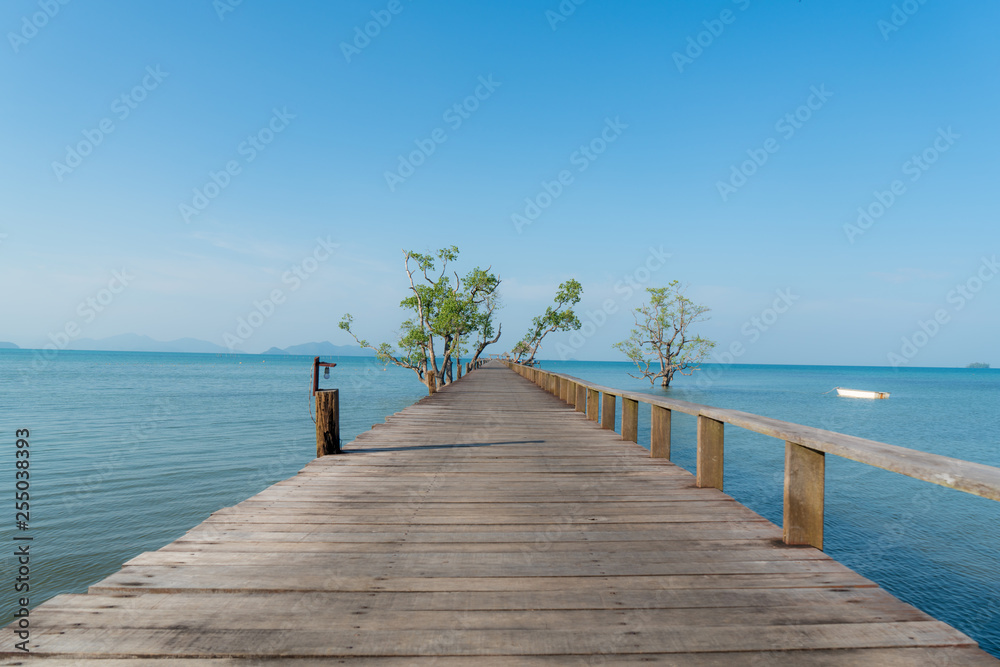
[260,342,375,357]
[966,362,990,369]
[5,334,375,356]
[66,334,233,354]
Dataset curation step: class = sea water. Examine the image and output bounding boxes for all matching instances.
[1,350,997,656]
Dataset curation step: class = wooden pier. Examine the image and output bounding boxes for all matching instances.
[3,361,998,664]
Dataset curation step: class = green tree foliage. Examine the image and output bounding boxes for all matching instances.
[339,247,501,388]
[614,281,715,387]
[513,279,583,365]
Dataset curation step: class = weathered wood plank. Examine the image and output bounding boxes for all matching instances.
[3,649,999,666]
[10,622,980,657]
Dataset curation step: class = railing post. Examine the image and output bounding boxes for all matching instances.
[315,389,340,456]
[601,393,616,430]
[622,397,638,443]
[587,389,599,421]
[561,378,571,404]
[651,405,671,459]
[575,384,587,412]
[784,441,825,549]
[549,375,558,395]
[696,415,724,490]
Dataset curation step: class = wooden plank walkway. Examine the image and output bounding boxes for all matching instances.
[3,361,997,665]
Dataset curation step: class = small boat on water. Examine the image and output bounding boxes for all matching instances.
[835,387,890,399]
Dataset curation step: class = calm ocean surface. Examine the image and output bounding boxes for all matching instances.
[1,350,998,656]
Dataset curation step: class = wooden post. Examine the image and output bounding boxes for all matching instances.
[784,441,825,549]
[575,384,587,412]
[697,415,724,490]
[651,405,671,459]
[427,370,436,395]
[622,397,638,443]
[549,375,558,395]
[312,356,320,395]
[601,393,616,430]
[587,389,599,421]
[315,389,340,457]
[561,378,571,403]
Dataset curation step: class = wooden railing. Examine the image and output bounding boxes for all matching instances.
[504,361,1000,550]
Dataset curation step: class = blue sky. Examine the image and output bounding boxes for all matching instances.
[1,0,997,366]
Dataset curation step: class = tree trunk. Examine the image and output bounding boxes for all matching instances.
[660,369,674,387]
[471,324,502,367]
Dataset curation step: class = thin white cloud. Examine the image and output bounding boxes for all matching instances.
[189,230,292,261]
[869,268,950,284]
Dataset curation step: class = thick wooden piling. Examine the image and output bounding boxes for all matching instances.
[784,441,826,549]
[651,404,671,459]
[315,389,340,456]
[622,396,638,443]
[697,414,724,490]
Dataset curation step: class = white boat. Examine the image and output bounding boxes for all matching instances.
[835,387,890,399]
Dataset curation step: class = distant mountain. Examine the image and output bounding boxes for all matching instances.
[50,334,373,356]
[276,341,375,357]
[66,334,241,354]
[0,341,19,349]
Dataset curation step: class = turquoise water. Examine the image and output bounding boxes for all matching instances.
[1,351,998,656]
